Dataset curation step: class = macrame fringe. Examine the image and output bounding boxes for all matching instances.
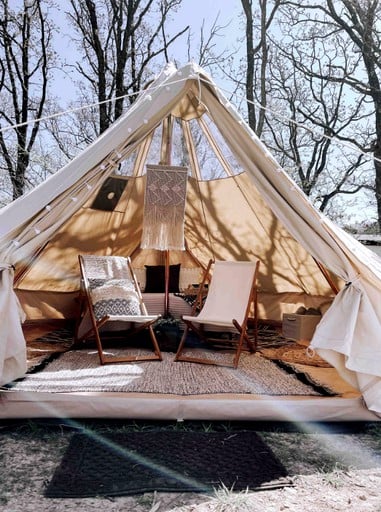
[141,165,188,251]
[141,205,186,250]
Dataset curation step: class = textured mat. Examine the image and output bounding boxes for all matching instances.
[26,329,74,372]
[259,343,332,368]
[45,431,292,497]
[8,349,336,396]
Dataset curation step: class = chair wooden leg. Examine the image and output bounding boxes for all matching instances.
[99,321,162,364]
[80,316,162,365]
[94,328,107,365]
[149,325,162,360]
[174,325,189,361]
[232,332,246,369]
[176,319,256,368]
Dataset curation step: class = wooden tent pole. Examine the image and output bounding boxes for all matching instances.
[164,249,170,316]
[13,242,48,287]
[161,115,174,317]
[313,257,340,295]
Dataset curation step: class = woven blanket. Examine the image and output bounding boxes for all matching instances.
[8,349,336,396]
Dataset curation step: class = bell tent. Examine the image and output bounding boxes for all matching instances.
[1,62,381,420]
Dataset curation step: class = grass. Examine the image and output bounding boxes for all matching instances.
[0,419,381,512]
[2,419,381,482]
[205,484,253,512]
[2,419,381,511]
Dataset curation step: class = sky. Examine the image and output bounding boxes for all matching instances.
[51,1,244,106]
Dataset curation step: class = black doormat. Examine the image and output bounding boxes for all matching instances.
[45,431,292,498]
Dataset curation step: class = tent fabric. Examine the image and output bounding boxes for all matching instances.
[0,62,381,415]
[0,265,27,386]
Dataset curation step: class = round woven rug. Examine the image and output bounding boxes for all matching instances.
[259,344,332,368]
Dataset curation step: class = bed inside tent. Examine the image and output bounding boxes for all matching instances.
[1,62,380,421]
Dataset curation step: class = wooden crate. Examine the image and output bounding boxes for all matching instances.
[282,313,321,343]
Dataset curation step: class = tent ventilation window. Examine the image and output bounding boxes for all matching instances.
[90,176,128,211]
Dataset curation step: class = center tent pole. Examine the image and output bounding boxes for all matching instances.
[161,115,174,317]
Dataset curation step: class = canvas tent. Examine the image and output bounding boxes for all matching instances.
[1,62,381,418]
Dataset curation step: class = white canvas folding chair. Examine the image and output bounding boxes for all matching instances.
[174,259,260,368]
[76,255,162,364]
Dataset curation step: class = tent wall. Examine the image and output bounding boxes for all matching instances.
[14,172,336,323]
[15,174,336,295]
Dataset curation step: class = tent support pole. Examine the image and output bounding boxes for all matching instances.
[184,241,210,276]
[164,249,170,316]
[313,258,339,295]
[14,242,48,287]
[161,115,174,317]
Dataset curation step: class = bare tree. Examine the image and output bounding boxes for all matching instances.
[240,0,283,136]
[276,0,381,228]
[265,30,372,217]
[184,13,236,70]
[0,0,53,199]
[68,0,189,135]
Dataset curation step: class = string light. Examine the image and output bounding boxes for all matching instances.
[0,76,187,134]
[200,76,381,166]
[0,68,376,169]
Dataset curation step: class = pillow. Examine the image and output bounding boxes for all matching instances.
[90,279,141,320]
[88,278,108,290]
[144,264,181,293]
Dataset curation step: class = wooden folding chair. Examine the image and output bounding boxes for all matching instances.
[76,255,162,364]
[174,259,260,368]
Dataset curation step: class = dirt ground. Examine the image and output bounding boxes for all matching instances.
[1,420,381,512]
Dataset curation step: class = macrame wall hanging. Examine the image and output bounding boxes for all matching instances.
[141,164,188,251]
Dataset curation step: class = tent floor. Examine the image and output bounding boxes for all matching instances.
[1,321,379,422]
[1,390,378,422]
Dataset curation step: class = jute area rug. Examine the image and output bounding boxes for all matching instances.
[8,348,335,396]
[25,326,331,370]
[26,328,74,371]
[45,431,292,498]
